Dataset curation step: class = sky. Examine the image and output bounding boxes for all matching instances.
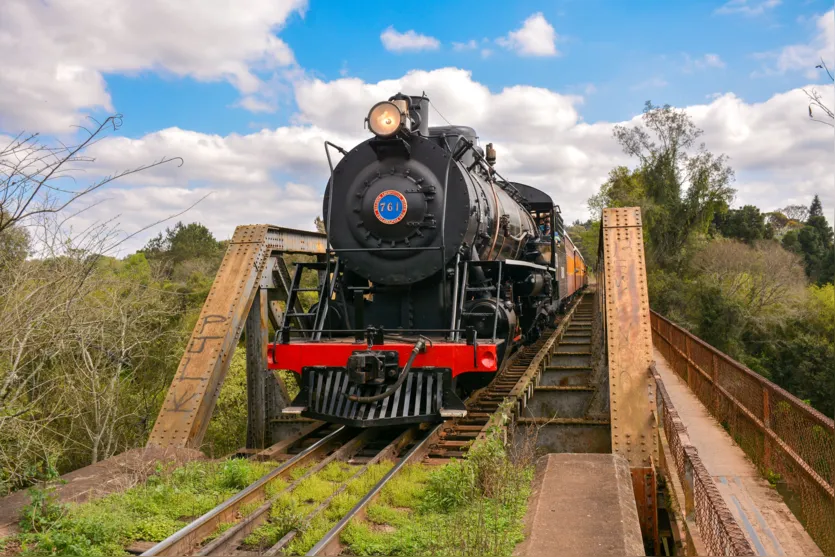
[1,0,833,254]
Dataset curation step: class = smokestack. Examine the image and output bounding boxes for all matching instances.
[410,94,430,136]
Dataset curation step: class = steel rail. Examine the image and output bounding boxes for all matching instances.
[140,426,347,557]
[305,422,444,556]
[263,426,419,556]
[424,292,587,461]
[198,429,376,556]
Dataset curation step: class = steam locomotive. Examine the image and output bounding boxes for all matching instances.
[269,93,586,427]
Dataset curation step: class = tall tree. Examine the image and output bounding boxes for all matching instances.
[782,195,834,285]
[603,101,736,268]
[809,195,824,218]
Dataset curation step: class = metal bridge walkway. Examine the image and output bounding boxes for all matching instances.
[653,347,822,557]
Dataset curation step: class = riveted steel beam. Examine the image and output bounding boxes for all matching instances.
[147,225,326,449]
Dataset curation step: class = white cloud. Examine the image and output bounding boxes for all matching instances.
[237,96,276,113]
[715,0,781,16]
[682,53,727,73]
[631,77,669,90]
[481,49,494,59]
[496,13,559,57]
[452,40,478,51]
[0,0,306,132]
[291,68,582,142]
[380,27,440,53]
[698,53,727,69]
[773,10,834,77]
[685,87,833,215]
[56,68,832,253]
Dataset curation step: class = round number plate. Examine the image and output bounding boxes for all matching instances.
[373,190,408,224]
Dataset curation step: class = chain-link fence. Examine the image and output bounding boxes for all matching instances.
[651,311,835,555]
[654,366,754,555]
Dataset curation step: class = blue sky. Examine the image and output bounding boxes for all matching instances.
[0,0,832,249]
[101,0,833,138]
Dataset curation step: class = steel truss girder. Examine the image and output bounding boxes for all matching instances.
[147,225,326,449]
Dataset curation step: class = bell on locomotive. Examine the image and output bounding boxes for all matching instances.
[273,93,570,428]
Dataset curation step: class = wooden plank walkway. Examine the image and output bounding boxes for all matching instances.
[653,347,822,557]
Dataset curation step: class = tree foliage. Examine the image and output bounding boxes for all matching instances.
[781,195,835,285]
[566,220,600,271]
[594,101,736,269]
[713,205,774,244]
[143,222,223,267]
[0,118,194,494]
[588,100,833,417]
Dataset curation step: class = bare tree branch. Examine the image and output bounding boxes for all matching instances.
[803,58,834,128]
[0,114,183,235]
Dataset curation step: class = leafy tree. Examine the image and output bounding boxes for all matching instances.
[756,284,835,416]
[605,101,736,269]
[782,195,834,285]
[143,222,221,265]
[314,216,326,233]
[809,195,824,218]
[781,229,802,253]
[766,210,806,240]
[588,166,646,217]
[713,205,774,244]
[566,219,600,269]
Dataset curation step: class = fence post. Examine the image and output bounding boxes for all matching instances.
[683,456,695,521]
[762,387,772,472]
[685,336,692,388]
[711,354,719,417]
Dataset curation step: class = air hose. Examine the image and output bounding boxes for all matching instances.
[346,337,427,403]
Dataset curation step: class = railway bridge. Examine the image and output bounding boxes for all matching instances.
[0,208,831,556]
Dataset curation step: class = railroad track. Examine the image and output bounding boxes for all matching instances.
[138,293,589,556]
[425,292,587,462]
[139,422,440,556]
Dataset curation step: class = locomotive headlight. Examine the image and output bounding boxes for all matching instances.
[367,101,402,137]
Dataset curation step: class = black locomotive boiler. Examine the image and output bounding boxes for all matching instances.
[269,93,586,427]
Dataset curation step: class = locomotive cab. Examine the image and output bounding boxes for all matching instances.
[269,93,573,428]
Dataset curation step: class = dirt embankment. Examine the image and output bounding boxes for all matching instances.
[0,446,205,537]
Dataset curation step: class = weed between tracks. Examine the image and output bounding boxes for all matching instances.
[244,423,536,557]
[241,460,392,554]
[3,458,278,556]
[341,430,535,557]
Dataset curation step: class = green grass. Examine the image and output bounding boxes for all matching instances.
[6,458,278,556]
[247,430,536,556]
[6,429,535,557]
[341,434,535,557]
[241,461,389,554]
